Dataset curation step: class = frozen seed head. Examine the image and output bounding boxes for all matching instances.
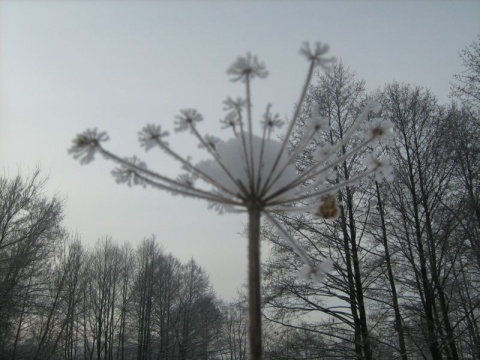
[365,118,394,140]
[176,173,196,187]
[174,109,203,133]
[261,104,283,127]
[220,111,241,130]
[69,128,109,164]
[223,97,247,111]
[198,134,221,150]
[261,104,284,138]
[308,101,330,132]
[227,53,269,82]
[138,124,169,151]
[111,156,147,187]
[307,115,330,134]
[70,42,394,284]
[300,42,336,70]
[366,155,394,182]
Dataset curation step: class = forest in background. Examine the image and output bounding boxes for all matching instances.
[1,37,478,359]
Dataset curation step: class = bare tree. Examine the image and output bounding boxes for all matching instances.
[221,297,248,360]
[379,82,462,359]
[134,238,157,360]
[116,242,135,360]
[437,104,480,358]
[82,237,125,360]
[0,170,64,359]
[451,36,480,115]
[171,258,222,360]
[262,63,389,359]
[261,67,480,360]
[32,236,85,360]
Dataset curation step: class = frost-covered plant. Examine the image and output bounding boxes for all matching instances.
[69,42,393,359]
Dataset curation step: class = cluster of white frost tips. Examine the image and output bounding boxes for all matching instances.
[69,42,394,283]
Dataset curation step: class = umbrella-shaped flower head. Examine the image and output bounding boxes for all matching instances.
[69,43,393,279]
[69,42,394,359]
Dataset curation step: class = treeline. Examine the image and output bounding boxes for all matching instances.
[261,38,480,359]
[0,170,252,360]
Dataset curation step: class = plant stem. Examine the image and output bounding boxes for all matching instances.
[248,204,262,360]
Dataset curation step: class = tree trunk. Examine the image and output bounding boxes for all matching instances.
[344,186,373,360]
[375,182,408,360]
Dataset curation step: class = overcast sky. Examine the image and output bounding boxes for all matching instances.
[1,1,479,300]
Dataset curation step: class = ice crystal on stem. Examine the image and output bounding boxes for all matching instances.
[69,42,394,360]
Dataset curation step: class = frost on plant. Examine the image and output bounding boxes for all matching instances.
[70,42,394,358]
[69,41,394,283]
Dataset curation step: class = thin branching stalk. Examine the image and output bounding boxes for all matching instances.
[246,76,256,190]
[260,60,316,198]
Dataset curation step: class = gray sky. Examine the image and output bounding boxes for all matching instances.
[1,1,479,300]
